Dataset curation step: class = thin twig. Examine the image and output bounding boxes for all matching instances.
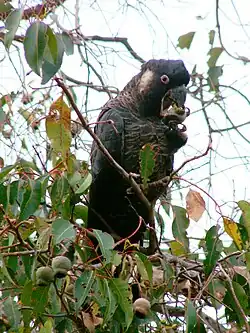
[219,263,250,332]
[146,137,212,189]
[85,35,145,63]
[215,0,250,63]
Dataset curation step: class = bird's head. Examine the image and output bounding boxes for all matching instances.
[137,59,190,96]
[131,59,190,116]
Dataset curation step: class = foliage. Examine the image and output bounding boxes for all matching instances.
[0,0,250,332]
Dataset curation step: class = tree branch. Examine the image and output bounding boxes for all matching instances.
[84,35,145,63]
[215,0,250,63]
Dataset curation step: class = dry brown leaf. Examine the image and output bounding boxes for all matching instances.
[186,189,205,221]
[82,312,103,333]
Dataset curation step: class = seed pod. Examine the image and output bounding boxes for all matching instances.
[133,298,151,318]
[52,256,72,278]
[36,266,54,286]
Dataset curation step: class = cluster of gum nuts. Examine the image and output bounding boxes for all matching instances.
[36,256,151,318]
[36,256,72,285]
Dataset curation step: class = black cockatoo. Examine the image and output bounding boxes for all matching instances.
[87,59,190,246]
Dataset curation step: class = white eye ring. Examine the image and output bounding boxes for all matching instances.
[160,74,169,84]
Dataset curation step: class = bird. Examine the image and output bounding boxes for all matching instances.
[87,59,190,247]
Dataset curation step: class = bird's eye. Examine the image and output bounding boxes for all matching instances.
[160,74,169,84]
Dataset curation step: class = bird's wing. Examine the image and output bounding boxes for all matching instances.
[91,108,124,178]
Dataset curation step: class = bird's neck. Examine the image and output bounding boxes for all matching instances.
[137,98,162,117]
[120,90,162,118]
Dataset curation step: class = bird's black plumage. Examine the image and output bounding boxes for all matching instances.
[87,59,190,245]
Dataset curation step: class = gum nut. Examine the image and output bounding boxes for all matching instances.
[36,266,54,286]
[52,256,72,278]
[133,298,151,318]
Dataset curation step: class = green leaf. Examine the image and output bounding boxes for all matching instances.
[0,164,15,180]
[18,158,40,174]
[46,96,71,158]
[45,26,58,64]
[21,280,33,327]
[55,318,73,332]
[0,254,16,285]
[207,66,223,91]
[193,323,206,333]
[75,271,95,312]
[3,297,21,328]
[69,171,82,187]
[169,240,186,256]
[31,286,49,314]
[50,176,70,212]
[40,174,50,198]
[185,300,197,333]
[224,281,248,326]
[135,252,153,283]
[61,32,74,55]
[0,3,13,13]
[102,279,117,323]
[208,279,225,309]
[22,255,34,280]
[21,281,33,305]
[7,255,18,274]
[207,47,223,68]
[209,30,215,45]
[40,320,53,333]
[172,206,189,252]
[75,243,88,263]
[24,21,48,76]
[140,143,156,187]
[37,226,51,250]
[93,229,114,263]
[19,179,42,221]
[75,172,92,194]
[0,108,6,125]
[9,180,19,204]
[238,200,250,240]
[52,218,76,244]
[74,204,88,222]
[109,278,133,329]
[4,8,24,49]
[0,183,8,211]
[245,251,250,272]
[203,226,220,276]
[41,34,64,84]
[177,32,195,49]
[161,260,174,291]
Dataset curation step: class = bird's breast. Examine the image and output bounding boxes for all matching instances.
[120,112,171,181]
